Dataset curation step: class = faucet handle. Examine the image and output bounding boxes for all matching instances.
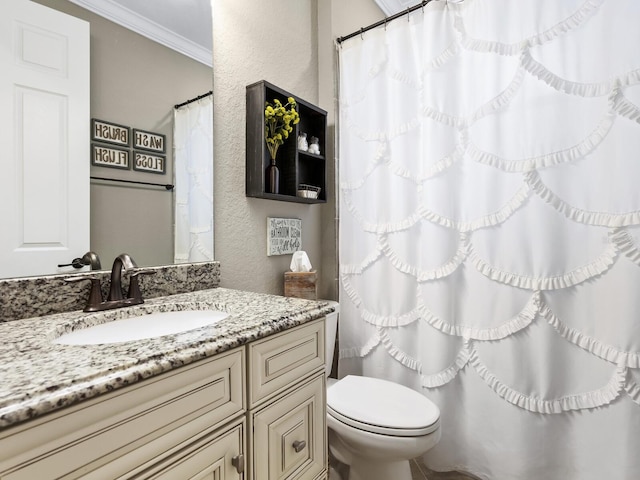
[128,269,156,302]
[65,276,103,312]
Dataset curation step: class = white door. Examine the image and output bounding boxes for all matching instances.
[0,0,90,279]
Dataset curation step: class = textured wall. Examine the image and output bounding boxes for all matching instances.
[213,0,322,295]
[213,0,383,297]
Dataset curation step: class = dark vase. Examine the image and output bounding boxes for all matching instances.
[266,159,280,194]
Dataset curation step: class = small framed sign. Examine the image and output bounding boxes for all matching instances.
[91,144,130,169]
[133,151,166,174]
[91,119,130,147]
[133,128,166,153]
[267,217,302,256]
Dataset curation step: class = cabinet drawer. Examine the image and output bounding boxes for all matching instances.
[137,418,245,480]
[0,348,245,480]
[248,319,324,407]
[250,374,326,480]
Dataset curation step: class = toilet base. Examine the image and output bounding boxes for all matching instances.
[329,428,418,480]
[336,457,411,480]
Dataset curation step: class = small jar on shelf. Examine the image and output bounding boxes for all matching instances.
[308,136,320,155]
[297,132,308,151]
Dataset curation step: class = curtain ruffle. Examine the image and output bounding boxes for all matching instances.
[339,245,383,275]
[520,49,640,97]
[626,381,640,406]
[418,291,539,340]
[380,329,422,371]
[526,170,640,226]
[426,41,460,71]
[468,239,618,290]
[469,68,526,124]
[363,307,420,328]
[340,142,462,191]
[343,184,529,234]
[342,191,422,233]
[611,87,640,124]
[343,114,422,142]
[454,0,604,56]
[612,228,640,267]
[341,273,420,327]
[340,143,389,191]
[339,331,381,359]
[381,233,467,282]
[541,300,640,368]
[469,350,626,413]
[418,144,463,182]
[468,112,615,172]
[422,341,472,388]
[422,105,466,128]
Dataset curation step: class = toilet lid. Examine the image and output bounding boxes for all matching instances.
[327,375,440,437]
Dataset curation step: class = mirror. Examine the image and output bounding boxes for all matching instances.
[9,0,214,277]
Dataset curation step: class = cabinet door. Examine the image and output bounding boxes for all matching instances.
[250,375,326,480]
[140,420,245,480]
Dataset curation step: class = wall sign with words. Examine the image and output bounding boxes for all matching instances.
[133,151,165,174]
[91,144,129,169]
[133,129,166,153]
[267,217,302,256]
[91,119,130,147]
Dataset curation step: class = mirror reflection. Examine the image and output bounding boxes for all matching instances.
[2,0,213,279]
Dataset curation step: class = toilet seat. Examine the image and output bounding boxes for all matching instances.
[327,375,440,437]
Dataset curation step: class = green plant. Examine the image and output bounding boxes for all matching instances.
[264,97,299,161]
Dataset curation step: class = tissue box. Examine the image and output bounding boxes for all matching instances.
[284,270,317,300]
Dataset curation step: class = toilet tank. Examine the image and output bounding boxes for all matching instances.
[323,301,339,377]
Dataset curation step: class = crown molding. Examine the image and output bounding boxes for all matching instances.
[67,0,212,67]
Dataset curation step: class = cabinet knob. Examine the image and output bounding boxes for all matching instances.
[231,454,245,473]
[292,440,306,453]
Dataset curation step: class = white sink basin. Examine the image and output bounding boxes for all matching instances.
[54,310,230,345]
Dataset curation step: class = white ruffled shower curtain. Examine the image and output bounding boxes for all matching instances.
[174,95,214,263]
[337,0,640,478]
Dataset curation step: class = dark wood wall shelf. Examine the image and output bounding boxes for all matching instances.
[246,80,327,203]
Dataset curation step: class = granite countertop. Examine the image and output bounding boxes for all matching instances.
[0,288,334,429]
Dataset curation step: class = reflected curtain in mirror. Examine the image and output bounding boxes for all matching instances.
[173,94,214,263]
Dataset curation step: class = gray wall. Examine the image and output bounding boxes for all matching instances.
[213,0,383,298]
[213,0,322,295]
[34,0,213,268]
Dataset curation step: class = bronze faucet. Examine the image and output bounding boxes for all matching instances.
[66,254,156,312]
[108,253,137,301]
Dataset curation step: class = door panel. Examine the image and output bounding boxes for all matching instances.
[0,0,90,278]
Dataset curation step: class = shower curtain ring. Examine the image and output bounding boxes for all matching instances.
[360,27,364,39]
[384,17,388,30]
[407,7,411,20]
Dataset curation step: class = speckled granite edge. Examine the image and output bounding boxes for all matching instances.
[0,288,334,429]
[0,262,220,322]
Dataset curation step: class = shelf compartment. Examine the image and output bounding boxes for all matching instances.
[246,80,327,203]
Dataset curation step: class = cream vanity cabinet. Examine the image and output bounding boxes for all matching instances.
[247,320,327,480]
[0,318,326,480]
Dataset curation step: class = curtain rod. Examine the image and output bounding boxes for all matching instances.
[336,0,436,45]
[90,176,174,191]
[174,90,212,109]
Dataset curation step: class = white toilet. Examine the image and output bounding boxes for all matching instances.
[324,301,441,480]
